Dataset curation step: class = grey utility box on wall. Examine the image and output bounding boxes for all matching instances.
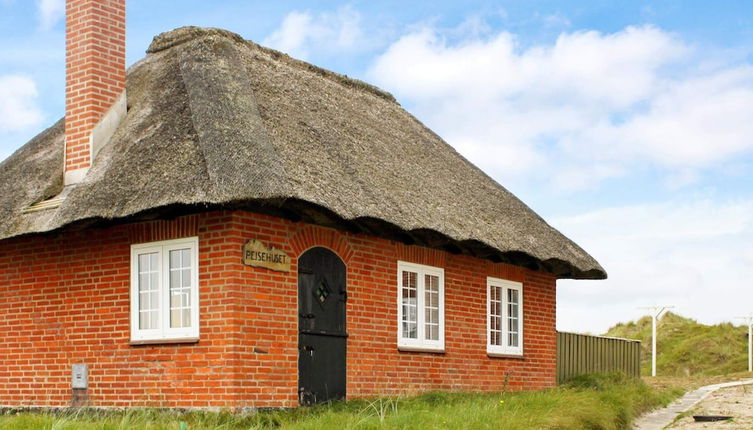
[71,364,88,389]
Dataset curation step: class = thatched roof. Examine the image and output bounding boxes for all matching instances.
[0,27,605,280]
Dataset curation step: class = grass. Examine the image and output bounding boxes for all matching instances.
[605,312,749,377]
[0,373,681,430]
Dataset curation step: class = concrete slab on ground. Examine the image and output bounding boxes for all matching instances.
[633,379,753,430]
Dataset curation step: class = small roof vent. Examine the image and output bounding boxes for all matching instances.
[23,196,65,214]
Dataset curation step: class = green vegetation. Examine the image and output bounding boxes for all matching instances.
[0,373,679,430]
[605,312,749,377]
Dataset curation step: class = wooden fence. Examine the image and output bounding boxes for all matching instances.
[556,331,641,383]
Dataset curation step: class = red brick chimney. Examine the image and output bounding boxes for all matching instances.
[64,0,126,185]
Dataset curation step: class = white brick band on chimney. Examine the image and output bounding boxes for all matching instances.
[64,91,127,186]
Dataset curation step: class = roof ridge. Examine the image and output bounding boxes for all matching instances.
[250,43,397,104]
[147,26,246,53]
[147,26,397,104]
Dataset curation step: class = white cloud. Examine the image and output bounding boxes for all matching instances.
[554,198,753,334]
[605,67,753,166]
[262,7,365,61]
[368,24,753,191]
[0,75,43,133]
[37,0,64,30]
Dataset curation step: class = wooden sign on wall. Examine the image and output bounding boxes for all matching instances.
[242,239,291,272]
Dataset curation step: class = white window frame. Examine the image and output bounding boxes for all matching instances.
[130,237,200,343]
[397,261,445,352]
[487,277,524,357]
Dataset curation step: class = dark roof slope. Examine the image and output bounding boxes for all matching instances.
[0,27,606,280]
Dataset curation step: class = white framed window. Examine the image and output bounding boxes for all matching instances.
[130,237,199,343]
[397,261,444,352]
[487,277,523,356]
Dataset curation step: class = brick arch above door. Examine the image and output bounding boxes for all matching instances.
[290,226,354,265]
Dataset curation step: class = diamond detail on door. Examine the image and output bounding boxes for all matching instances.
[314,281,330,304]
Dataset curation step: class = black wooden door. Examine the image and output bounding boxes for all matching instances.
[298,247,347,405]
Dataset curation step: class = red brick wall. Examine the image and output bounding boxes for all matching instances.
[0,210,556,408]
[65,0,126,173]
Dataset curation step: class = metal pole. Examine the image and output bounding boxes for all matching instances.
[748,321,753,372]
[652,313,657,377]
[639,305,674,377]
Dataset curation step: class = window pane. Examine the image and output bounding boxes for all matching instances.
[425,317,438,340]
[150,291,159,310]
[508,288,519,347]
[182,249,191,266]
[427,324,438,341]
[139,310,159,330]
[402,322,417,339]
[170,309,181,328]
[401,271,418,339]
[170,270,181,289]
[425,275,438,292]
[489,285,502,346]
[181,269,191,287]
[149,311,158,330]
[137,252,159,330]
[424,274,439,341]
[172,290,185,307]
[138,254,149,271]
[170,249,181,267]
[169,248,192,329]
[170,307,191,329]
[139,292,150,309]
[139,311,155,330]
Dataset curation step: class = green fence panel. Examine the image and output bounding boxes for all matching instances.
[556,331,641,383]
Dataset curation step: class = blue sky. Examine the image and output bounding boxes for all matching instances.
[1,1,752,334]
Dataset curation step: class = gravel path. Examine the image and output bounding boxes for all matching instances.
[634,379,753,430]
[666,384,753,429]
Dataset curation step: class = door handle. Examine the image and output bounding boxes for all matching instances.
[302,344,315,357]
[300,313,315,319]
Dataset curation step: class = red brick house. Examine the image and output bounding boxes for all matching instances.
[0,0,605,409]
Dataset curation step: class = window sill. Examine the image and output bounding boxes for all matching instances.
[398,345,445,354]
[130,337,200,346]
[487,351,524,359]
